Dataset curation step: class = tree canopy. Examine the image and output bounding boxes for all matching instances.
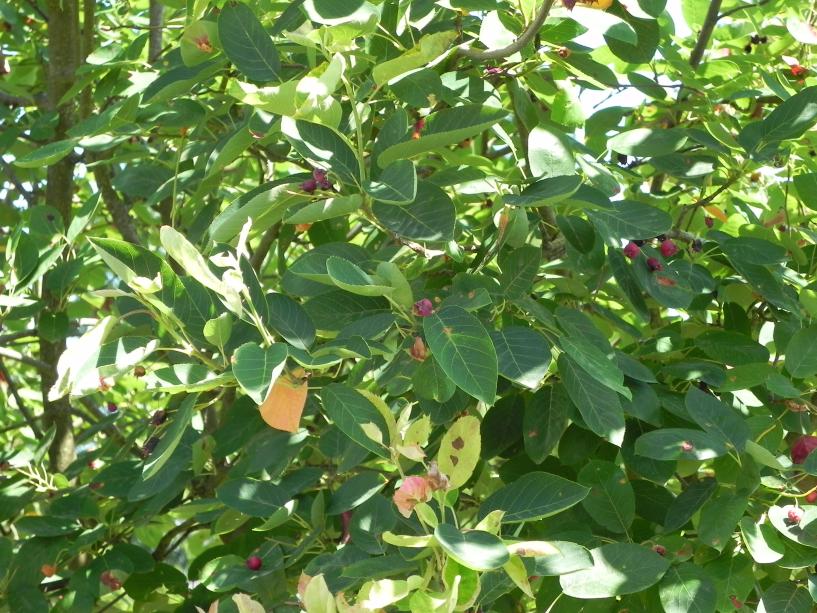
[3,0,817,611]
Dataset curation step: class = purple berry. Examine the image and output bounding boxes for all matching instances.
[413,298,434,317]
[300,178,317,193]
[623,242,640,259]
[660,240,678,258]
[646,257,663,272]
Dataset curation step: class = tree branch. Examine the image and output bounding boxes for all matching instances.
[689,0,724,69]
[148,0,164,64]
[91,157,141,245]
[457,0,555,61]
[0,347,49,370]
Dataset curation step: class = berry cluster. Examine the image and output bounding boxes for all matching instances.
[300,168,333,194]
[622,235,679,273]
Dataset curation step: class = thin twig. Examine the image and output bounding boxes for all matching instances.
[0,346,49,370]
[0,329,38,346]
[0,359,43,438]
[719,0,770,19]
[251,223,281,272]
[458,0,555,60]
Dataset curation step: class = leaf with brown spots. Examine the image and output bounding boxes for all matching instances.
[436,415,481,489]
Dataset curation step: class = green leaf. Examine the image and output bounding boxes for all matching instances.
[372,32,456,85]
[490,327,551,389]
[577,460,635,534]
[321,384,390,458]
[658,563,717,613]
[282,118,360,186]
[364,161,418,204]
[218,3,280,82]
[436,415,481,490]
[740,85,817,152]
[635,428,728,461]
[523,385,569,463]
[740,516,785,564]
[143,394,199,480]
[266,294,315,350]
[559,336,631,399]
[586,200,672,240]
[209,180,307,242]
[14,139,79,168]
[499,246,541,299]
[684,388,750,452]
[664,478,717,531]
[505,175,583,207]
[759,582,813,613]
[232,342,288,405]
[146,364,232,394]
[326,256,394,297]
[722,236,787,266]
[378,105,508,167]
[695,330,770,366]
[528,125,575,178]
[560,543,670,598]
[412,356,456,402]
[424,306,498,405]
[697,492,748,551]
[372,181,456,241]
[768,505,817,547]
[204,313,233,347]
[434,524,509,572]
[284,194,363,225]
[478,472,589,523]
[785,326,817,378]
[327,472,387,515]
[558,354,625,446]
[556,214,596,253]
[532,541,593,576]
[608,128,687,157]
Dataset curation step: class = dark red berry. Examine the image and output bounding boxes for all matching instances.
[652,544,667,556]
[704,216,714,228]
[300,178,318,193]
[660,239,678,258]
[623,242,640,259]
[140,436,160,458]
[106,402,117,413]
[413,298,434,317]
[246,555,262,571]
[646,258,663,272]
[792,435,817,464]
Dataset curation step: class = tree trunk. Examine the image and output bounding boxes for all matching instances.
[41,0,81,472]
[149,0,164,64]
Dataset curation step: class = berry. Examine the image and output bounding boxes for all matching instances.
[413,298,434,317]
[750,34,761,45]
[692,238,703,252]
[660,240,678,258]
[646,257,663,272]
[150,410,167,426]
[750,171,761,182]
[743,43,752,53]
[792,64,808,78]
[632,239,645,247]
[140,436,160,459]
[680,440,694,452]
[652,544,666,556]
[557,47,571,59]
[300,178,318,193]
[623,242,640,259]
[41,564,57,577]
[313,169,332,190]
[806,491,817,503]
[484,67,503,76]
[704,216,714,228]
[106,402,117,413]
[246,555,263,571]
[134,365,146,377]
[787,507,803,524]
[792,435,817,464]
